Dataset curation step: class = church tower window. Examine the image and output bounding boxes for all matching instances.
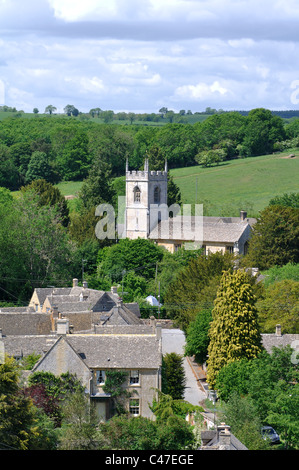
[134,186,141,203]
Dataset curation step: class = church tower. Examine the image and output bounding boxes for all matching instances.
[125,158,168,239]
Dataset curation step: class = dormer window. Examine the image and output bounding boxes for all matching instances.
[134,186,141,203]
[154,186,160,204]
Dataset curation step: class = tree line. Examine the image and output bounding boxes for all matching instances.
[2,107,299,190]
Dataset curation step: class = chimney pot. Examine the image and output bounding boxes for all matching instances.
[156,323,162,341]
[73,278,78,287]
[111,286,118,295]
[83,280,88,289]
[218,424,231,448]
[56,318,69,335]
[240,210,247,221]
[276,324,282,336]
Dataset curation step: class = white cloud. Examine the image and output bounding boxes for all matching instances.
[64,76,105,94]
[48,0,120,21]
[0,0,299,112]
[175,80,229,100]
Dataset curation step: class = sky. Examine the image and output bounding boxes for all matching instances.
[1,0,299,114]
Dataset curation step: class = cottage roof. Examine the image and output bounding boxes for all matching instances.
[66,333,161,369]
[200,428,248,450]
[0,312,52,336]
[2,334,57,357]
[261,332,299,354]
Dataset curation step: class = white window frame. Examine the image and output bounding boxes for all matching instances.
[96,370,106,386]
[129,370,140,385]
[129,398,140,416]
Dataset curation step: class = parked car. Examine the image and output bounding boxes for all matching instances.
[261,426,280,444]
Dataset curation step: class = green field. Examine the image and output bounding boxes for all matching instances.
[57,149,299,217]
[11,148,299,218]
[171,150,299,217]
[55,180,83,196]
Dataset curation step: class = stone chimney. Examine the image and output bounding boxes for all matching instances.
[150,316,156,328]
[73,278,78,287]
[111,286,118,295]
[240,210,247,221]
[276,324,282,337]
[218,424,231,449]
[56,317,69,335]
[156,323,162,341]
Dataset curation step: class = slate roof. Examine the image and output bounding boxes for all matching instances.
[261,333,299,354]
[200,428,248,450]
[65,333,162,369]
[149,215,253,243]
[2,334,57,357]
[43,286,141,318]
[100,305,143,325]
[0,312,52,336]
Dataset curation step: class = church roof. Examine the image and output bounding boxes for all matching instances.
[149,215,253,243]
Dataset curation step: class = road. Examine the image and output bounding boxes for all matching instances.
[161,328,207,406]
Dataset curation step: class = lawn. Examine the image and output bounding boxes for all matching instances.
[55,180,83,197]
[170,149,299,217]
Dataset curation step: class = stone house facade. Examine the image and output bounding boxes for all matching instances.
[31,321,162,421]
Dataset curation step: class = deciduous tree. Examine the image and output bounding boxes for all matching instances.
[245,205,299,270]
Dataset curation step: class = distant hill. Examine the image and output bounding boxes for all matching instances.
[171,149,299,217]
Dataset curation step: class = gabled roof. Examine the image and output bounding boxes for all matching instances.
[32,335,90,377]
[30,284,141,325]
[2,334,57,357]
[65,333,161,369]
[149,215,252,243]
[101,305,143,325]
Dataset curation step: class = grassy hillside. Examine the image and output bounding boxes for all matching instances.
[12,148,299,218]
[171,149,299,217]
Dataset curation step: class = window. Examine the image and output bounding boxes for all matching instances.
[129,398,140,416]
[226,246,234,254]
[134,186,141,203]
[154,186,160,203]
[130,370,140,385]
[96,370,105,385]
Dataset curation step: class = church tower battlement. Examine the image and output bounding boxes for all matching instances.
[125,158,168,239]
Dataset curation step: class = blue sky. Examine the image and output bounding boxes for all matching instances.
[1,0,299,113]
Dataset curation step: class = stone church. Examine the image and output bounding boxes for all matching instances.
[123,158,255,255]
